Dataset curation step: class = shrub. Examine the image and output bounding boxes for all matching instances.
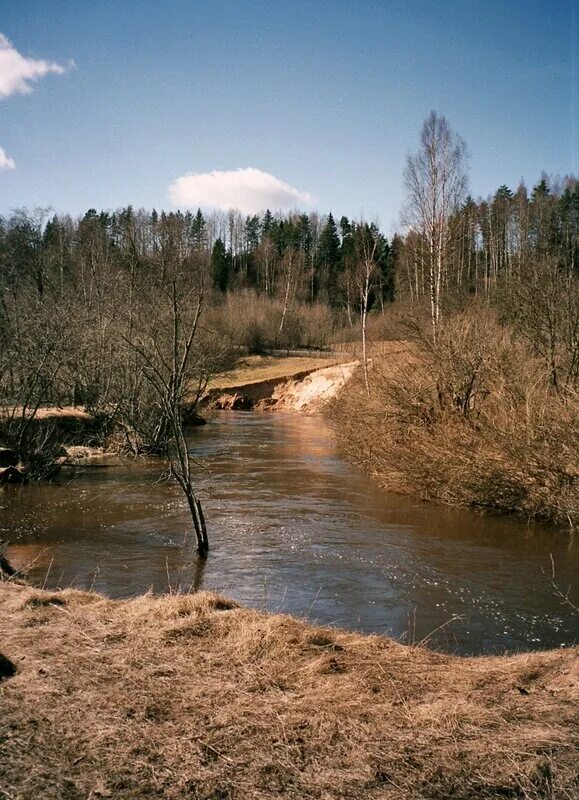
[208,291,336,353]
[329,306,579,526]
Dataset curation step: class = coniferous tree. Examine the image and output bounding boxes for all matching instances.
[315,212,341,304]
[43,215,72,296]
[298,214,312,255]
[372,225,393,306]
[558,183,579,274]
[261,209,273,238]
[242,214,261,286]
[388,234,403,297]
[191,209,208,252]
[339,217,356,322]
[245,215,261,251]
[211,238,231,293]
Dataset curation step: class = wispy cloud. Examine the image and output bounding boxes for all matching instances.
[0,33,71,99]
[168,167,314,214]
[0,146,15,170]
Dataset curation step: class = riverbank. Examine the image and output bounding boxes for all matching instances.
[1,581,577,800]
[0,354,356,479]
[199,355,357,413]
[328,318,579,528]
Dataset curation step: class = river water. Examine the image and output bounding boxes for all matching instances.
[2,412,577,654]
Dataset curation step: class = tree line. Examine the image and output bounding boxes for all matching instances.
[399,112,579,336]
[400,177,579,296]
[0,205,395,313]
[2,158,576,345]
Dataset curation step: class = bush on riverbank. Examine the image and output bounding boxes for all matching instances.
[0,407,116,479]
[1,581,577,799]
[329,306,579,526]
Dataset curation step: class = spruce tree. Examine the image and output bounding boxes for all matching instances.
[261,209,273,238]
[244,215,261,251]
[316,213,341,304]
[191,209,207,252]
[376,230,394,303]
[298,214,312,256]
[339,216,354,266]
[244,215,261,287]
[211,238,231,293]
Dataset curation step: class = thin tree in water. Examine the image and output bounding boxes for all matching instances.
[122,278,210,558]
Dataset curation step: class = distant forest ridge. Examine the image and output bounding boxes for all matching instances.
[0,172,578,307]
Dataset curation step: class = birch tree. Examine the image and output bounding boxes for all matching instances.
[353,223,379,395]
[277,248,297,339]
[403,112,468,339]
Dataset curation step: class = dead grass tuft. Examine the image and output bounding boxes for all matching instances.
[0,583,577,799]
[24,593,68,608]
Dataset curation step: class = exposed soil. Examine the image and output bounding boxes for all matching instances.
[204,355,348,391]
[0,582,577,799]
[201,361,358,414]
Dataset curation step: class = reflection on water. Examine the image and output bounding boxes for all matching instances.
[2,412,577,655]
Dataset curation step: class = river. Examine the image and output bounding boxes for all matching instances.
[2,412,577,655]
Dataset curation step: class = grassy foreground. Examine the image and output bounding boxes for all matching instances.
[1,583,577,799]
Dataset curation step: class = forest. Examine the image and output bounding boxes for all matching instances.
[1,167,578,351]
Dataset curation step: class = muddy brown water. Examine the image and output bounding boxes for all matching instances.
[2,412,577,655]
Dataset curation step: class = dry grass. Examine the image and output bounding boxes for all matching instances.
[1,582,577,799]
[331,340,417,360]
[0,406,92,421]
[329,312,579,526]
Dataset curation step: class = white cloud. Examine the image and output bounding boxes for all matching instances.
[168,167,314,214]
[0,147,16,169]
[0,33,70,99]
[0,146,15,170]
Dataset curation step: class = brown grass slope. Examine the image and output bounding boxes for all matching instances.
[329,312,579,526]
[0,583,577,799]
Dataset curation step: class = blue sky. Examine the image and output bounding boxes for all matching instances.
[0,0,577,232]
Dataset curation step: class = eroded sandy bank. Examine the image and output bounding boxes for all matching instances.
[201,361,358,414]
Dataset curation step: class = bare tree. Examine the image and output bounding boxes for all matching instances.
[353,223,379,395]
[403,111,468,339]
[120,278,210,557]
[277,248,297,340]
